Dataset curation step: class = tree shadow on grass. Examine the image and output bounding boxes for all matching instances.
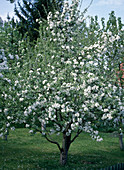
[1,140,122,170]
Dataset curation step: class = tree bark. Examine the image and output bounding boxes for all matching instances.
[119,133,124,151]
[60,133,71,165]
[41,119,46,131]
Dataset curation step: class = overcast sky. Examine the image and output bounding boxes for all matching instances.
[0,0,124,24]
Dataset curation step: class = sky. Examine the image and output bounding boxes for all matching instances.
[0,0,124,24]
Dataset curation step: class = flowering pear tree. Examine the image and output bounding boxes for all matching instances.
[0,0,124,165]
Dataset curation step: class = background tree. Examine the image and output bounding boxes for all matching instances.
[0,17,25,139]
[7,0,15,3]
[0,17,3,27]
[14,0,64,41]
[94,11,124,150]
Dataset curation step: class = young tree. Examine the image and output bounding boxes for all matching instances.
[1,0,124,165]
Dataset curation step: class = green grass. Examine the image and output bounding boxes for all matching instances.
[0,128,124,170]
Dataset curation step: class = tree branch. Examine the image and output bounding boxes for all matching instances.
[65,121,72,132]
[70,129,82,144]
[35,127,62,152]
[45,135,62,152]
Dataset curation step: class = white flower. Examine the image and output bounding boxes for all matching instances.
[24,110,28,116]
[87,55,91,59]
[109,36,116,42]
[89,61,93,65]
[66,46,70,50]
[71,72,77,77]
[71,124,75,130]
[92,85,99,90]
[20,98,24,102]
[84,107,88,111]
[101,93,105,97]
[29,130,33,133]
[107,113,112,120]
[37,68,41,71]
[15,80,19,85]
[94,131,98,135]
[61,108,65,112]
[26,124,30,128]
[9,54,14,59]
[6,123,10,127]
[108,31,112,36]
[104,109,108,112]
[29,70,33,74]
[116,35,120,40]
[52,103,60,109]
[7,116,11,120]
[102,114,107,120]
[95,103,99,107]
[73,59,78,64]
[97,137,103,142]
[56,11,59,15]
[48,107,53,112]
[16,55,19,60]
[36,19,39,22]
[80,62,84,66]
[66,60,72,64]
[4,108,8,114]
[51,71,55,74]
[43,80,47,84]
[11,127,15,131]
[75,112,79,117]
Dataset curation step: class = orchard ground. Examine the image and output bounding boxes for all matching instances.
[0,128,124,169]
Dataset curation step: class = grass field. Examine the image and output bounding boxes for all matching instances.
[0,128,124,170]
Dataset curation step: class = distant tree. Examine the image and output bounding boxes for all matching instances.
[14,0,64,41]
[7,0,15,3]
[0,17,3,27]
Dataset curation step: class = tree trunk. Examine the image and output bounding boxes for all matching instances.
[41,120,46,131]
[4,135,8,141]
[119,133,124,151]
[60,133,71,165]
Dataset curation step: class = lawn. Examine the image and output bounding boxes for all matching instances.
[0,128,124,170]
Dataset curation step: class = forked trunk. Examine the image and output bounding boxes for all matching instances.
[60,133,71,165]
[119,133,124,151]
